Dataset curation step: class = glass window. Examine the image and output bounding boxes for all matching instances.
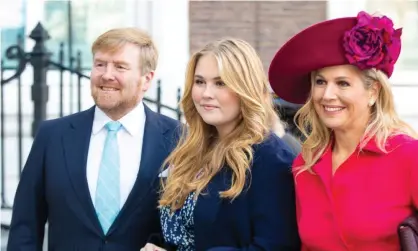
[43,0,130,69]
[0,0,26,68]
[366,0,418,70]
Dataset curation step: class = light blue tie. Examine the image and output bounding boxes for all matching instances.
[95,121,122,234]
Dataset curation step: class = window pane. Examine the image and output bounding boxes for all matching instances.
[43,0,129,69]
[1,0,26,68]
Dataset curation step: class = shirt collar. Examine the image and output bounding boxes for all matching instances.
[92,102,146,136]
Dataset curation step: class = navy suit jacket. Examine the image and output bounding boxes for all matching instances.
[155,133,301,251]
[7,105,181,251]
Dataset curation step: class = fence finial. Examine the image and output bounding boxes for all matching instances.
[29,23,51,54]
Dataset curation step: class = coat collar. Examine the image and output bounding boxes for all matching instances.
[309,133,414,202]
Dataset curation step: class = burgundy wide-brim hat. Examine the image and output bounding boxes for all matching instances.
[268,11,402,104]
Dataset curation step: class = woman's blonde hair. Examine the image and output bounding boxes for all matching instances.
[159,38,278,211]
[294,68,418,175]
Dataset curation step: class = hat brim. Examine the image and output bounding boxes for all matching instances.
[268,17,357,104]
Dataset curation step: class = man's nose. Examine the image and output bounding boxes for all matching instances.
[101,66,116,81]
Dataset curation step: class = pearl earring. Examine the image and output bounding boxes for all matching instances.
[369,100,374,107]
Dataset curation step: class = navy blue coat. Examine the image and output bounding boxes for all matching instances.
[7,105,180,251]
[154,134,301,251]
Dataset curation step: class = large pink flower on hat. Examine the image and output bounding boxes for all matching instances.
[343,11,402,74]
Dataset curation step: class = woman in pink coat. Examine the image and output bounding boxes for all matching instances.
[268,10,418,251]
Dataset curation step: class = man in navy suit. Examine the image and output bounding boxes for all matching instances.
[7,27,180,251]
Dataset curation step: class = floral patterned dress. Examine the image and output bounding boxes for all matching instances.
[160,192,197,251]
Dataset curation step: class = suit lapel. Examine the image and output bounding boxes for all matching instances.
[62,106,103,235]
[108,105,168,234]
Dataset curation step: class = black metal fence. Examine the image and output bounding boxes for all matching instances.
[0,22,182,228]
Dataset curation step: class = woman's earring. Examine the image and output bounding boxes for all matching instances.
[369,100,375,107]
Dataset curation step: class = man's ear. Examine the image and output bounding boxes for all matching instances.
[141,71,155,92]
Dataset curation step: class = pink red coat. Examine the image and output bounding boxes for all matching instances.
[294,134,418,251]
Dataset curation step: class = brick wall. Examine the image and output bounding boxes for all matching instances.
[189,1,327,70]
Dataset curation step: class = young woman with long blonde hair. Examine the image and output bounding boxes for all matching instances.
[142,38,300,251]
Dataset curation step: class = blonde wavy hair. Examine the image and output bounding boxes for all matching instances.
[295,68,418,175]
[159,38,278,211]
